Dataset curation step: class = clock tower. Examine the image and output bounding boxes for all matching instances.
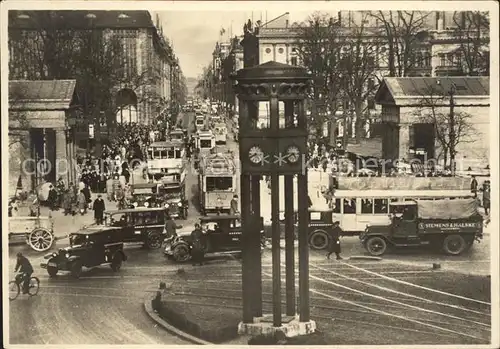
[232,61,315,334]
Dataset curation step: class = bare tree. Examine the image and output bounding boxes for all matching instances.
[415,85,476,170]
[338,15,380,143]
[295,12,344,143]
[368,11,432,77]
[451,11,490,76]
[8,86,31,149]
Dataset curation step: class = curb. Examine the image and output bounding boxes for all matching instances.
[143,291,212,345]
[348,256,383,261]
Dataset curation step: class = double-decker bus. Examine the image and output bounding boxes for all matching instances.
[198,151,237,215]
[146,140,185,180]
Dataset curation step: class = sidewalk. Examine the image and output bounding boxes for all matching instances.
[13,194,119,241]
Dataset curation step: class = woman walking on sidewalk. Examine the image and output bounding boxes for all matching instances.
[77,190,87,215]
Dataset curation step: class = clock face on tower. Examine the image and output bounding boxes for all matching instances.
[286,145,301,164]
[248,145,264,164]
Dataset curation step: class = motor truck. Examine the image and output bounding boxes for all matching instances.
[359,198,483,256]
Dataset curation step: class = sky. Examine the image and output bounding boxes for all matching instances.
[158,11,313,79]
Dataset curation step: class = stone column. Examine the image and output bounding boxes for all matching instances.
[55,128,69,185]
[272,44,277,61]
[398,123,410,161]
[285,44,289,64]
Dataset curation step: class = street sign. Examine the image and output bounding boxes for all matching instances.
[88,124,94,139]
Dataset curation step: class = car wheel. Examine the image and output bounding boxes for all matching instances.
[146,231,163,249]
[172,244,191,262]
[308,230,330,250]
[111,253,123,272]
[365,236,387,256]
[47,265,58,277]
[71,261,82,279]
[443,235,467,255]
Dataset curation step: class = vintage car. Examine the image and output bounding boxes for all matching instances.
[40,229,127,278]
[129,183,165,208]
[164,215,265,262]
[194,114,205,131]
[359,199,484,256]
[213,123,227,145]
[303,210,338,250]
[159,173,189,219]
[102,207,168,249]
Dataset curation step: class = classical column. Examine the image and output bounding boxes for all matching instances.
[272,44,277,61]
[54,128,69,185]
[398,123,410,161]
[285,44,290,64]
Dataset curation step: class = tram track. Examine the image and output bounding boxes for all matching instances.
[165,257,490,344]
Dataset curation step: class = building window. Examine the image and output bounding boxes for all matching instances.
[291,57,297,66]
[447,53,454,65]
[291,47,296,53]
[439,53,446,66]
[424,52,431,67]
[278,47,284,54]
[265,47,271,54]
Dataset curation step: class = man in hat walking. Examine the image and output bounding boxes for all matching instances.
[326,221,343,260]
[93,194,106,225]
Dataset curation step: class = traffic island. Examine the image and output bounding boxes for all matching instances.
[145,272,326,345]
[148,279,241,343]
[238,315,316,338]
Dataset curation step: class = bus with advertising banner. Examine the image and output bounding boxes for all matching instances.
[146,140,185,180]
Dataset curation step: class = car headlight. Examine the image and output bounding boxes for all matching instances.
[65,253,70,258]
[52,253,57,257]
[144,202,150,207]
[177,202,183,207]
[133,202,138,207]
[165,203,169,208]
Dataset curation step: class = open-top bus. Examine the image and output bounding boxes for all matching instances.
[146,140,185,180]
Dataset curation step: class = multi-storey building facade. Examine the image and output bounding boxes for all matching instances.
[8,10,182,127]
[212,11,489,152]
